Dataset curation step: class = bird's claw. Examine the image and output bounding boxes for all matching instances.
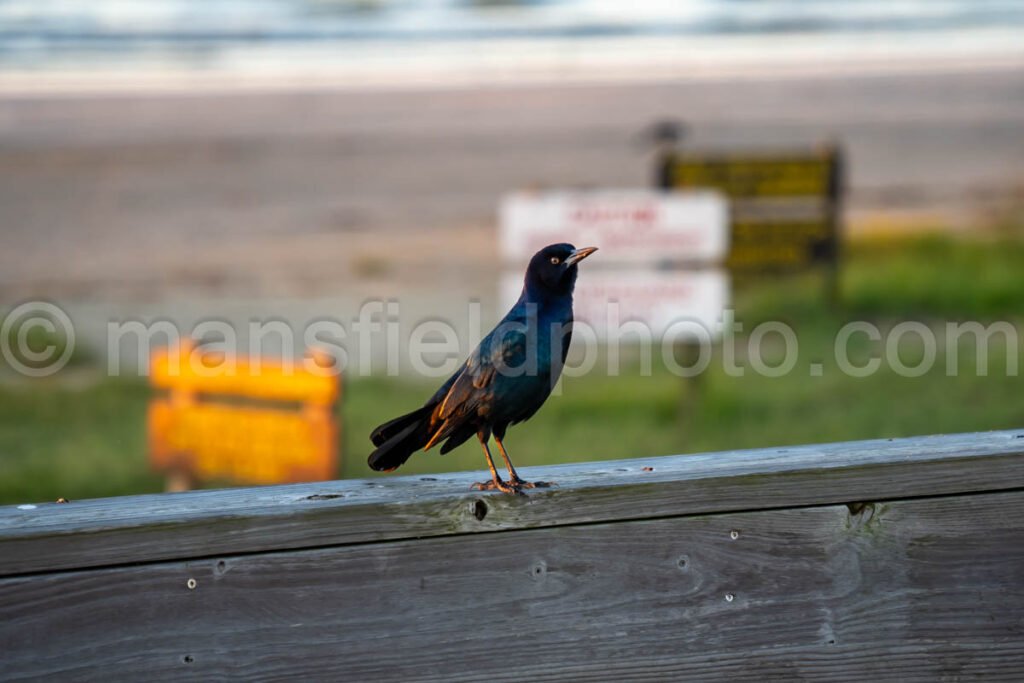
[471,477,557,495]
[471,479,520,495]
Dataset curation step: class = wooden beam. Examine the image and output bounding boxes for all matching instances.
[1,430,1023,577]
[3,490,1022,681]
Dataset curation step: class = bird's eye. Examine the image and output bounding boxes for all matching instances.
[550,257,560,265]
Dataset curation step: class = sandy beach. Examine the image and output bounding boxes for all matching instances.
[1,54,1023,309]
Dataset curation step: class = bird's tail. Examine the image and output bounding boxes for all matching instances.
[367,405,435,472]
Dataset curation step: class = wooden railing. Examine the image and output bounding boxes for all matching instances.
[2,430,1024,681]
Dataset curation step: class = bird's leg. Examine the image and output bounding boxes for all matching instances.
[494,436,553,490]
[471,437,518,494]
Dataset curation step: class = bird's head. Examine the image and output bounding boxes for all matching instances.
[524,243,598,298]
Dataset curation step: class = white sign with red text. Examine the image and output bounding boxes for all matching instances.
[500,190,728,265]
[501,268,729,341]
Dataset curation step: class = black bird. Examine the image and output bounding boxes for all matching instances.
[368,243,598,493]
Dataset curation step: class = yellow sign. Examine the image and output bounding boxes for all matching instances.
[668,156,833,198]
[661,146,842,270]
[148,340,339,486]
[150,343,337,406]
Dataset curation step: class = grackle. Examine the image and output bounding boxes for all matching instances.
[368,243,597,493]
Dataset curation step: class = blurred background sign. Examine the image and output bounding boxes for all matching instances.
[500,189,729,342]
[500,190,729,266]
[659,146,842,271]
[148,340,339,490]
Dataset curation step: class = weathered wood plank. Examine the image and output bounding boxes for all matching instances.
[1,430,1023,577]
[2,489,1022,682]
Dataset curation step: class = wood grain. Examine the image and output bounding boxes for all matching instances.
[2,490,1022,682]
[1,430,1023,577]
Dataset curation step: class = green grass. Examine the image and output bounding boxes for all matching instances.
[842,234,1024,318]
[0,378,162,503]
[2,233,1023,504]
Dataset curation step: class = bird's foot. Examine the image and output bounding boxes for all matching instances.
[471,479,520,495]
[508,477,555,490]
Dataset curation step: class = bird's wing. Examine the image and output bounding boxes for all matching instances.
[438,349,496,418]
[421,326,528,450]
[443,323,531,416]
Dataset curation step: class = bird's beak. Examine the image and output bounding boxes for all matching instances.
[565,246,598,266]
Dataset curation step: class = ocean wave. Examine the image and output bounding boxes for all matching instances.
[2,0,1023,68]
